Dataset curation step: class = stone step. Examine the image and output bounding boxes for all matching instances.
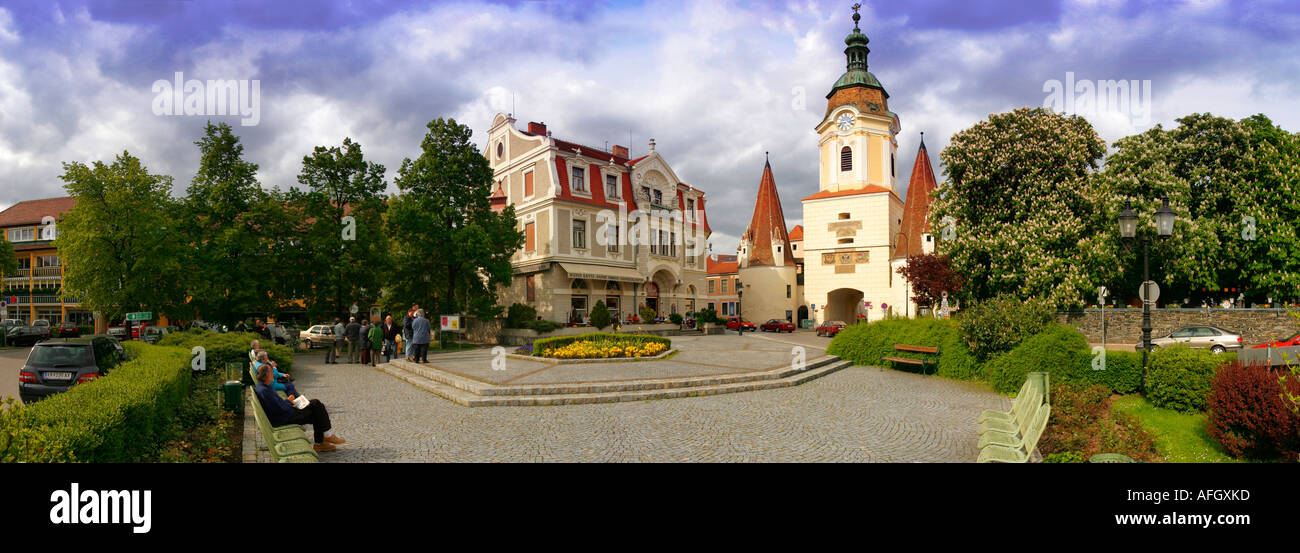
[379,358,854,407]
[386,354,843,397]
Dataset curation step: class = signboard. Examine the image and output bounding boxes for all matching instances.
[126,312,152,321]
[440,315,462,333]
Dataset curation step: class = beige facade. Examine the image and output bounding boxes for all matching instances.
[487,114,710,323]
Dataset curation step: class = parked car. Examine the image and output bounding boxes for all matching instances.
[140,325,176,344]
[8,324,50,346]
[816,320,848,338]
[55,321,80,338]
[1251,331,1300,349]
[1,319,23,330]
[299,325,336,349]
[1141,326,1243,354]
[190,320,228,333]
[724,317,756,331]
[107,326,128,340]
[19,336,127,403]
[32,319,50,328]
[760,319,796,333]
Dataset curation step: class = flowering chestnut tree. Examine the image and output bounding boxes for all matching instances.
[930,107,1111,307]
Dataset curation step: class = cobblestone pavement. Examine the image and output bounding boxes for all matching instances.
[292,349,1009,463]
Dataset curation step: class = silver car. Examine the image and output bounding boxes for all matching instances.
[299,325,335,349]
[1142,326,1243,354]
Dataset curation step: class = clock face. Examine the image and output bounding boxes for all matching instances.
[836,113,853,130]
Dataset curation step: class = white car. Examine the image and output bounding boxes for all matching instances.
[299,325,335,349]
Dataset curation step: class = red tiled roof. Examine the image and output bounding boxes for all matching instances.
[893,138,939,259]
[627,155,649,166]
[801,185,895,202]
[554,139,632,166]
[707,255,738,275]
[0,197,77,228]
[788,225,803,240]
[742,161,794,267]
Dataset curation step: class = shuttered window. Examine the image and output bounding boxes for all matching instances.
[840,147,852,172]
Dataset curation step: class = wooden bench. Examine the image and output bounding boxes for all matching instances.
[882,344,940,375]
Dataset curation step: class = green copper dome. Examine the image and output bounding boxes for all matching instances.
[827,8,887,99]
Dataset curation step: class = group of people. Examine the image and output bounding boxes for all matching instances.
[249,339,344,453]
[320,306,433,365]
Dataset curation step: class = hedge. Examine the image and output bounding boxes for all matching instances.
[1145,344,1225,412]
[0,342,191,462]
[1206,361,1300,460]
[159,329,294,374]
[531,332,670,357]
[827,318,980,380]
[985,324,1089,393]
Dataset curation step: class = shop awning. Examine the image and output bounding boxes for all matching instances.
[557,263,646,284]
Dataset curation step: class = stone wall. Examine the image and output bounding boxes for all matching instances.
[1057,308,1298,346]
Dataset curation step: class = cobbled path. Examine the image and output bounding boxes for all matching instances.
[293,351,1009,463]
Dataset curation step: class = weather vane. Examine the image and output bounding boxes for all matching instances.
[852,3,862,30]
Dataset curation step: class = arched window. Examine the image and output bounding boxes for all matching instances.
[840,147,852,172]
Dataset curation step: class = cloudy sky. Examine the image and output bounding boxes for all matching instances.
[1,0,1298,252]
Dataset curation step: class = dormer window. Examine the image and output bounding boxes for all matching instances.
[605,174,619,198]
[572,166,586,193]
[841,147,852,172]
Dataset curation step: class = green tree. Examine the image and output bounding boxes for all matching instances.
[56,152,189,322]
[930,107,1110,307]
[589,300,611,330]
[297,137,389,321]
[384,118,523,319]
[1097,113,1300,305]
[0,238,16,279]
[180,122,272,324]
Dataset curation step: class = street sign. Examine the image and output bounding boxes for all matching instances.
[1097,286,1108,304]
[126,312,152,321]
[1138,281,1160,304]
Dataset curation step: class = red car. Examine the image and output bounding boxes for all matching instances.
[1252,332,1300,349]
[55,321,80,337]
[725,317,756,331]
[816,320,847,337]
[760,319,795,333]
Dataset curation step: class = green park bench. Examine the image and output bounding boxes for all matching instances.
[882,344,940,375]
[247,370,318,464]
[977,403,1051,463]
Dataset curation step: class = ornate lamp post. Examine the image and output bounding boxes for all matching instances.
[1119,198,1176,385]
[736,280,744,336]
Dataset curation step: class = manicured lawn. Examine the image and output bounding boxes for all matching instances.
[1112,395,1242,463]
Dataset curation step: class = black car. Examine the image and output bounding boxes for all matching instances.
[19,336,127,403]
[8,324,51,346]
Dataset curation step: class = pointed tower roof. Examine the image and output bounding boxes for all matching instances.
[742,154,796,267]
[893,134,938,259]
[489,180,507,214]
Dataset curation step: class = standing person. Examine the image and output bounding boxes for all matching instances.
[402,306,416,362]
[234,319,248,333]
[367,319,383,366]
[381,315,400,363]
[410,309,432,363]
[253,365,344,453]
[330,317,346,365]
[359,320,371,365]
[345,316,362,363]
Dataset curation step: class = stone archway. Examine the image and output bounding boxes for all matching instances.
[826,288,865,323]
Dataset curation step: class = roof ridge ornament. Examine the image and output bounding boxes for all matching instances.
[852,3,861,31]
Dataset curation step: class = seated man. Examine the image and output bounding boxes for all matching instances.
[254,365,344,452]
[253,350,298,397]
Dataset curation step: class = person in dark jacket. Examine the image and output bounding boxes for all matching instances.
[330,317,345,364]
[345,316,362,363]
[254,364,344,452]
[410,309,432,363]
[402,306,416,361]
[381,315,401,363]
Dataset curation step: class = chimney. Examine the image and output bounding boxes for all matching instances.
[612,145,629,158]
[527,122,548,135]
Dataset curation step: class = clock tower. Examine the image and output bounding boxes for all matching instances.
[815,4,899,194]
[801,4,906,325]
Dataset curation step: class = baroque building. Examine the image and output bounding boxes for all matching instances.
[486,114,711,323]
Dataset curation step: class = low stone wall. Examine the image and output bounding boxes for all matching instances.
[1057,308,1297,346]
[498,324,688,346]
[464,316,503,345]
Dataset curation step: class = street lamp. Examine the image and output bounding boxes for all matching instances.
[1119,198,1175,386]
[736,280,744,336]
[893,218,910,318]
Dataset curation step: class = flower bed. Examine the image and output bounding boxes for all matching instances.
[532,333,671,360]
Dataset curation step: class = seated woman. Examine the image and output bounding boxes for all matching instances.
[249,339,261,364]
[254,365,344,452]
[253,350,298,397]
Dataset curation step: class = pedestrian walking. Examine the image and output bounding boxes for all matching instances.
[410,309,432,363]
[345,317,362,363]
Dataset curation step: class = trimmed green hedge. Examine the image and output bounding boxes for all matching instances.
[159,329,294,373]
[532,332,671,357]
[986,324,1089,393]
[1,342,191,462]
[1145,344,1226,412]
[1068,348,1144,395]
[827,318,980,380]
